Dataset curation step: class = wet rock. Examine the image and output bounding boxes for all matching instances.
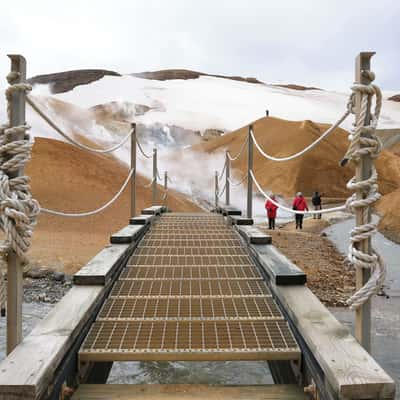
[25,268,52,279]
[52,271,65,282]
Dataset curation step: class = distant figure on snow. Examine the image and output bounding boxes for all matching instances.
[311,191,322,219]
[292,192,308,229]
[265,195,278,230]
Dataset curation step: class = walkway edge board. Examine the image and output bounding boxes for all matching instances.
[249,244,306,285]
[237,226,272,245]
[110,225,147,244]
[74,244,130,285]
[130,215,154,225]
[141,205,166,215]
[274,284,395,399]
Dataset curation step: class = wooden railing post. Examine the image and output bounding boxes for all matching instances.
[130,123,136,218]
[354,52,375,352]
[164,171,168,208]
[225,151,230,206]
[6,54,26,354]
[152,148,157,206]
[247,125,253,219]
[215,171,219,210]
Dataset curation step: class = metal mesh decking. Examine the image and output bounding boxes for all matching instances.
[79,213,300,362]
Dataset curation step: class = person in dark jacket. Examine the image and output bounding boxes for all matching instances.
[311,191,322,219]
[265,195,278,230]
[292,192,308,229]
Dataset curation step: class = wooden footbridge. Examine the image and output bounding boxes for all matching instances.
[0,206,395,399]
[0,53,396,399]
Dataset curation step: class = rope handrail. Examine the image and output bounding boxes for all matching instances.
[216,182,227,198]
[26,96,133,154]
[227,135,249,161]
[41,168,134,217]
[136,137,152,159]
[218,159,227,181]
[156,168,163,182]
[228,174,247,187]
[249,170,346,215]
[250,109,351,162]
[143,177,155,188]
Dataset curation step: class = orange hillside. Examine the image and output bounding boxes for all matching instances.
[196,116,400,198]
[25,137,201,273]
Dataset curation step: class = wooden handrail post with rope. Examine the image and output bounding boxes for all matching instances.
[354,52,375,352]
[130,123,136,218]
[152,148,157,206]
[214,170,219,210]
[164,171,168,209]
[225,151,230,206]
[247,125,253,219]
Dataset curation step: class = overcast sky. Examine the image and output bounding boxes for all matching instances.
[0,0,399,91]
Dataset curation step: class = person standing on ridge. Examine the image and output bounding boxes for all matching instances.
[265,195,278,230]
[311,191,322,219]
[292,192,308,229]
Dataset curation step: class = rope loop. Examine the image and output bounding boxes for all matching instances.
[341,71,385,309]
[0,73,39,264]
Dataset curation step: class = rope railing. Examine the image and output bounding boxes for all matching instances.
[41,168,134,217]
[228,174,247,186]
[143,177,156,188]
[218,159,227,181]
[216,182,227,198]
[136,137,152,159]
[26,96,133,154]
[250,109,351,162]
[227,134,249,161]
[249,170,346,215]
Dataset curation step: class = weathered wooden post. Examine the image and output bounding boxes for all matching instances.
[6,55,26,354]
[130,123,136,218]
[215,171,219,210]
[247,125,253,219]
[354,52,375,352]
[152,148,157,206]
[225,151,230,206]
[164,171,168,208]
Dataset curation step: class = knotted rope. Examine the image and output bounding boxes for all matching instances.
[341,71,385,309]
[0,72,40,265]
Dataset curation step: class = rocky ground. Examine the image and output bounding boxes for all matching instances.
[258,217,356,307]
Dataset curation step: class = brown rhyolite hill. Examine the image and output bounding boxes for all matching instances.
[388,94,400,102]
[194,116,400,199]
[28,69,121,94]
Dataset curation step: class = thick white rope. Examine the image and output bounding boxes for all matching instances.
[41,168,134,217]
[341,72,385,309]
[250,170,346,215]
[136,137,152,159]
[143,177,156,188]
[227,135,249,161]
[0,73,40,265]
[26,95,133,154]
[228,174,247,187]
[251,109,350,162]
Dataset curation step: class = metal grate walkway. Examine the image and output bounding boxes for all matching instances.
[79,213,300,362]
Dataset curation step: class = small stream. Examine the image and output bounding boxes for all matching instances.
[324,217,400,398]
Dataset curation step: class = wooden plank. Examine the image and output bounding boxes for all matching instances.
[249,244,306,285]
[273,284,395,399]
[130,214,154,225]
[110,225,146,244]
[72,384,307,400]
[220,206,242,216]
[73,244,130,285]
[227,215,253,225]
[237,226,272,245]
[141,205,166,215]
[0,285,105,400]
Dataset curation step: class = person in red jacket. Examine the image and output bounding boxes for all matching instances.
[265,195,278,230]
[292,192,308,229]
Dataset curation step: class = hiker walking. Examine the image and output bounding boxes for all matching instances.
[265,195,278,230]
[311,191,322,219]
[292,192,308,229]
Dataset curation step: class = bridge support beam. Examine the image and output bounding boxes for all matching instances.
[130,123,136,218]
[6,55,27,355]
[354,51,375,352]
[247,125,253,219]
